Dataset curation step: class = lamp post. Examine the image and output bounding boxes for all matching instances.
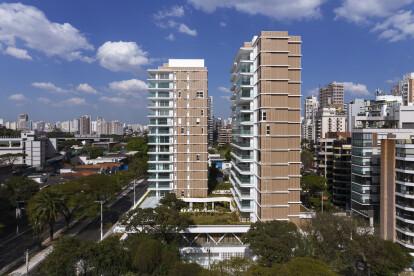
[16,201,24,235]
[133,179,136,206]
[94,200,103,241]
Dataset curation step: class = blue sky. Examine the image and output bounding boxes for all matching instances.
[0,0,414,124]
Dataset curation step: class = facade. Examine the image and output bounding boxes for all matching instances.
[319,82,344,109]
[347,98,369,132]
[17,113,30,131]
[218,124,232,146]
[229,31,301,222]
[207,96,213,146]
[147,59,208,198]
[332,135,352,210]
[351,106,414,222]
[78,115,91,135]
[315,107,347,138]
[302,96,319,142]
[398,72,414,106]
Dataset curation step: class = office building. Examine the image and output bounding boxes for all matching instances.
[319,82,344,109]
[229,31,301,222]
[147,59,208,198]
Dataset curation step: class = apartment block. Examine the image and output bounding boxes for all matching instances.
[218,124,232,146]
[398,72,414,106]
[302,96,319,142]
[315,107,347,138]
[319,82,344,109]
[347,99,369,132]
[147,59,208,198]
[229,31,301,223]
[207,96,213,146]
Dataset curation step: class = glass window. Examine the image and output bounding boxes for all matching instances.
[266,124,270,135]
[197,91,204,98]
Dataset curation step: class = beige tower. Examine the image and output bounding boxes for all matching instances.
[148,59,208,198]
[229,31,301,222]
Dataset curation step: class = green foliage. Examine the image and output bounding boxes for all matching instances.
[211,257,254,276]
[59,139,82,149]
[301,150,314,172]
[301,174,327,208]
[110,143,123,152]
[185,212,244,225]
[88,146,106,159]
[0,126,21,137]
[207,148,215,154]
[0,153,26,165]
[208,163,220,193]
[169,262,207,276]
[128,157,148,179]
[27,188,66,241]
[91,236,131,275]
[46,129,74,138]
[243,220,306,267]
[125,137,148,156]
[280,257,339,276]
[3,176,39,205]
[214,182,232,190]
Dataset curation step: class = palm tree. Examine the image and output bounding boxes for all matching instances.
[27,188,66,242]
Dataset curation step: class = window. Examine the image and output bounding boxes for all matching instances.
[181,190,184,197]
[201,127,204,134]
[197,91,204,98]
[178,90,181,98]
[201,109,204,116]
[266,124,270,135]
[179,118,182,125]
[197,154,200,161]
[181,127,184,134]
[261,110,267,121]
[196,118,200,125]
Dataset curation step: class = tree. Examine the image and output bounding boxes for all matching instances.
[243,220,306,267]
[169,262,207,276]
[128,157,148,180]
[110,143,123,152]
[208,163,220,193]
[3,176,39,205]
[301,150,314,172]
[300,174,327,207]
[27,188,66,241]
[59,139,82,150]
[125,137,148,156]
[88,146,106,159]
[211,257,254,276]
[0,153,26,165]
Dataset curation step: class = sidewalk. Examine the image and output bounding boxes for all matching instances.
[9,246,53,276]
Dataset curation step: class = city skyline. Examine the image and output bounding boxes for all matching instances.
[0,1,414,123]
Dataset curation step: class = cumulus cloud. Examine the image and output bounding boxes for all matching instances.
[9,93,28,101]
[100,96,127,104]
[220,22,227,27]
[154,6,184,19]
[77,83,98,94]
[96,41,150,74]
[344,82,371,96]
[0,3,93,62]
[308,87,319,96]
[371,10,414,42]
[188,0,327,21]
[56,97,88,107]
[165,33,175,41]
[178,24,197,36]
[334,0,412,23]
[109,79,147,98]
[5,46,32,60]
[32,82,70,94]
[218,86,231,93]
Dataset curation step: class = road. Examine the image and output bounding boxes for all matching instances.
[0,180,148,272]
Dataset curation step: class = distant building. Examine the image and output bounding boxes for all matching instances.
[218,124,231,146]
[207,96,213,146]
[347,99,369,132]
[78,115,91,135]
[302,96,319,142]
[315,107,347,138]
[17,113,30,131]
[398,72,414,106]
[319,82,344,109]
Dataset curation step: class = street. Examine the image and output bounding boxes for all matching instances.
[0,180,148,273]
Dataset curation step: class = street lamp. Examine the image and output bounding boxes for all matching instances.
[94,200,103,241]
[16,201,24,235]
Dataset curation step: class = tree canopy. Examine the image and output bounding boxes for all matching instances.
[2,176,39,205]
[125,137,148,156]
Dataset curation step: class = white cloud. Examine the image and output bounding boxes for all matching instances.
[218,86,231,93]
[178,24,197,36]
[220,22,227,27]
[154,6,184,19]
[37,97,52,104]
[386,77,400,84]
[221,96,231,100]
[9,93,28,101]
[0,3,93,62]
[109,79,147,98]
[77,83,98,94]
[188,0,327,21]
[100,96,127,104]
[343,82,370,96]
[308,87,319,96]
[32,82,70,94]
[372,10,414,42]
[5,46,32,60]
[334,0,412,23]
[165,33,176,41]
[96,41,150,74]
[56,97,88,107]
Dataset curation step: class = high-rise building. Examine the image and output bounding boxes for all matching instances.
[207,96,213,146]
[17,113,30,131]
[229,31,301,223]
[147,59,208,198]
[315,107,347,138]
[218,124,231,146]
[302,96,319,142]
[319,82,344,109]
[78,115,91,135]
[347,99,369,132]
[398,72,414,106]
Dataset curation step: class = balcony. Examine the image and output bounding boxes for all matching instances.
[148,82,172,89]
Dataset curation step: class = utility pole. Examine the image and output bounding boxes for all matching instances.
[94,201,103,241]
[26,249,29,274]
[321,192,324,213]
[133,179,136,206]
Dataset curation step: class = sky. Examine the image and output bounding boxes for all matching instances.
[0,0,414,125]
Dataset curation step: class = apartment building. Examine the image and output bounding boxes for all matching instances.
[218,124,232,146]
[315,107,347,138]
[302,96,319,142]
[147,59,208,198]
[347,99,369,132]
[319,82,344,109]
[207,96,213,146]
[229,31,301,223]
[398,72,414,106]
[78,115,91,135]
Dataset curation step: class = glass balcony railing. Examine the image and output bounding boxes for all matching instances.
[148,82,172,89]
